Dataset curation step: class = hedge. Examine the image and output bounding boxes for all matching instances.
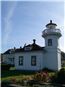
[1,63,11,71]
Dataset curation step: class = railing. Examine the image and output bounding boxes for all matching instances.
[42,29,61,37]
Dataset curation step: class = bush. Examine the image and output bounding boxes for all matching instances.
[1,80,12,87]
[51,68,65,84]
[1,63,11,70]
[33,71,49,82]
[42,67,54,72]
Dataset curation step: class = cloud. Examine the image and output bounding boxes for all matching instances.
[3,2,17,45]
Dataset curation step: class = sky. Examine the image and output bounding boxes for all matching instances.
[1,0,65,53]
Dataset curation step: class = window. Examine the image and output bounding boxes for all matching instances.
[48,39,52,46]
[24,47,32,51]
[31,56,36,66]
[19,56,23,65]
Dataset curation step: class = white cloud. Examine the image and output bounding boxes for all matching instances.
[3,2,17,45]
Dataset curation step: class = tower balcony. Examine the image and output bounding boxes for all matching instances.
[42,29,62,38]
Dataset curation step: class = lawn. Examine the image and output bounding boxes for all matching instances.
[1,68,36,82]
[1,70,55,84]
[1,67,65,86]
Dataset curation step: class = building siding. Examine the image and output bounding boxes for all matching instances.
[15,51,45,70]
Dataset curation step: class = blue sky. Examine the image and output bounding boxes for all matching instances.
[1,1,65,53]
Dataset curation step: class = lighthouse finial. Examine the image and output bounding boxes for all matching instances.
[50,20,52,23]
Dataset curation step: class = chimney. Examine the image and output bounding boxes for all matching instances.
[33,39,36,44]
[20,46,22,49]
[14,47,16,50]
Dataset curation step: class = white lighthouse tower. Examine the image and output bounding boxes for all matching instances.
[42,20,62,70]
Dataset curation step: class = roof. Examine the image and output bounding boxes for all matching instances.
[46,20,57,27]
[4,49,15,54]
[3,43,46,54]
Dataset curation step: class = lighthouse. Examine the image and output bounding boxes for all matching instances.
[3,20,62,71]
[42,20,62,70]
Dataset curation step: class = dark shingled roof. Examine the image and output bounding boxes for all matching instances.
[3,43,46,54]
[4,49,15,54]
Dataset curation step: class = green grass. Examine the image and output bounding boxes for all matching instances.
[1,70,55,82]
[63,67,65,69]
[1,68,35,82]
[49,72,55,77]
[2,75,34,82]
[10,67,16,70]
[1,66,56,82]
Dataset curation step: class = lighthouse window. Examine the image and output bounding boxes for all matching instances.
[48,39,52,46]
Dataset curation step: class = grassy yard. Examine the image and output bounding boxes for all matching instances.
[1,67,36,82]
[2,66,65,82]
[1,70,55,83]
[1,67,65,86]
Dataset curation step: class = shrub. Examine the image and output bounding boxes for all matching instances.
[42,67,54,72]
[1,80,12,87]
[10,78,17,84]
[33,71,49,82]
[51,68,65,84]
[1,63,11,70]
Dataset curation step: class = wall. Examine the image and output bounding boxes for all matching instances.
[3,54,15,65]
[44,47,61,71]
[57,49,61,70]
[15,51,45,71]
[44,35,61,71]
[45,35,60,49]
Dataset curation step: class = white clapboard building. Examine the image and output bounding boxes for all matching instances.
[3,20,62,71]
